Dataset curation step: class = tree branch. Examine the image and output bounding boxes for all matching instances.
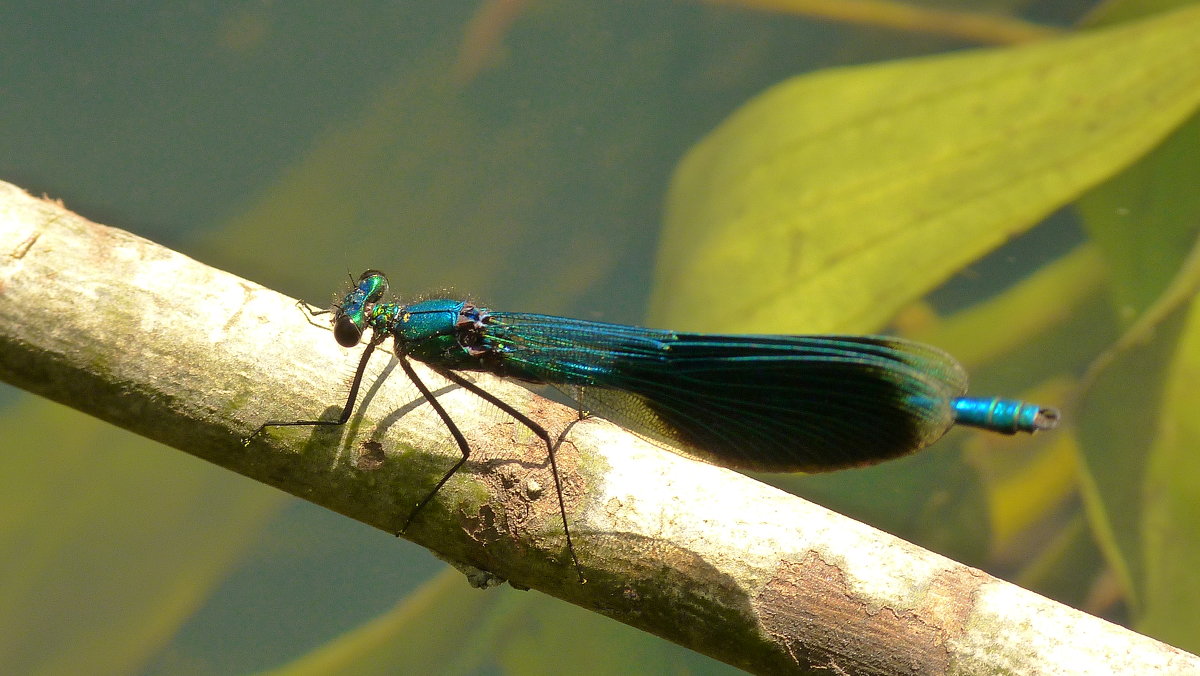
[0,180,1194,674]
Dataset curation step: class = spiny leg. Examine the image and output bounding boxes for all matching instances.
[431,368,585,583]
[394,357,474,535]
[298,300,333,329]
[546,411,589,579]
[243,340,379,445]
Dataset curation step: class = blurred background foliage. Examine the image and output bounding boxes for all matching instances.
[2,0,1198,673]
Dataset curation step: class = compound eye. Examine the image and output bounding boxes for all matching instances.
[334,315,364,347]
[358,270,388,301]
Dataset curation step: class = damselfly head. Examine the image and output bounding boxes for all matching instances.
[357,270,389,297]
[331,270,390,347]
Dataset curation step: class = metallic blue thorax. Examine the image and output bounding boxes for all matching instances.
[368,299,493,370]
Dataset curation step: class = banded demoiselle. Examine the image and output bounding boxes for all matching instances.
[247,270,1059,581]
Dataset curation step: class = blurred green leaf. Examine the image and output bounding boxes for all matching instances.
[494,593,740,676]
[270,567,738,675]
[969,393,1078,549]
[1013,513,1109,611]
[1072,96,1200,651]
[266,567,499,676]
[1077,114,1200,322]
[0,398,281,675]
[1071,242,1200,650]
[1076,305,1187,611]
[785,440,993,563]
[1138,294,1200,652]
[197,4,690,319]
[1083,0,1198,26]
[905,243,1106,369]
[712,0,1063,45]
[651,4,1200,334]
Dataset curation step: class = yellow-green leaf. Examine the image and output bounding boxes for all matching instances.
[1075,181,1200,622]
[1077,114,1200,322]
[1075,292,1196,616]
[1139,293,1200,652]
[904,243,1106,369]
[651,4,1200,334]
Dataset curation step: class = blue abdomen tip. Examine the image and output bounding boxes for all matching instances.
[952,397,1060,434]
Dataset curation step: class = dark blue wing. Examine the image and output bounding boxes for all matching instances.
[483,312,968,472]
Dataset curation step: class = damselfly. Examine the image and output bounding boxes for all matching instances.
[246,270,1059,581]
